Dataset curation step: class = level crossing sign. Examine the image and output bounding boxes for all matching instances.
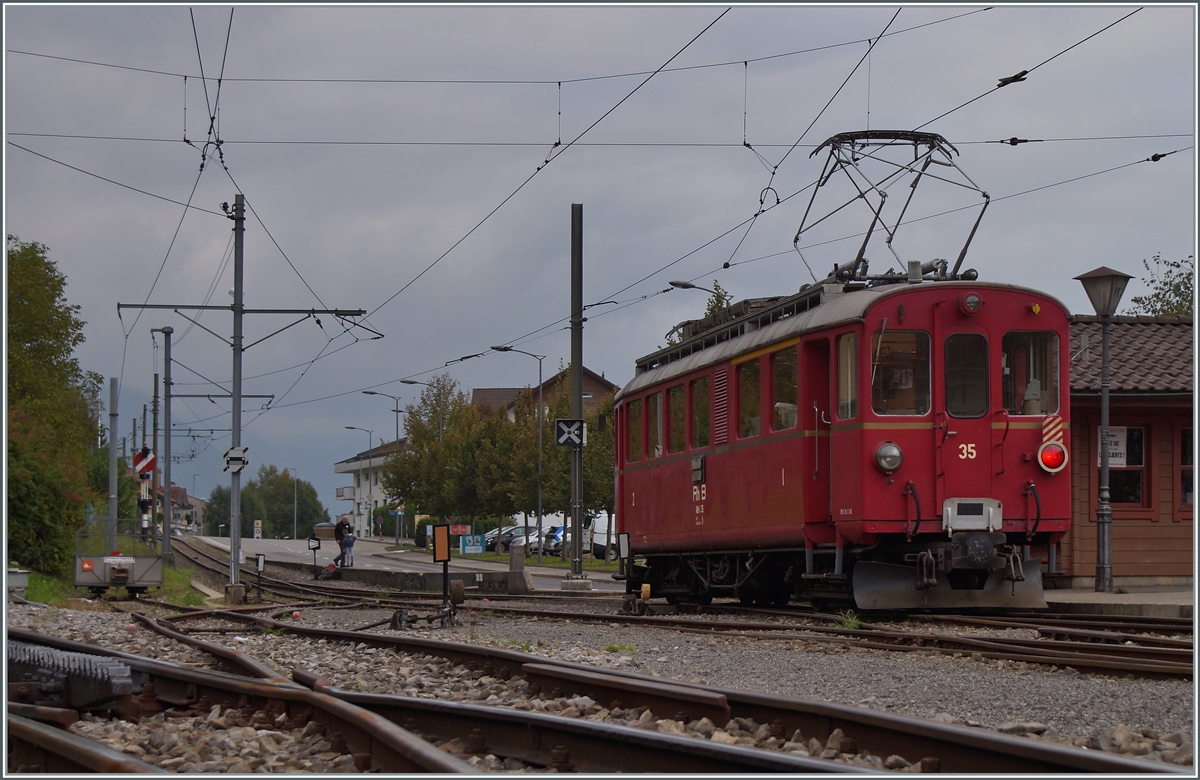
[555,419,586,447]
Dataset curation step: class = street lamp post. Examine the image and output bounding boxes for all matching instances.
[287,467,298,541]
[492,346,546,560]
[1074,266,1132,593]
[346,426,374,536]
[362,390,403,443]
[218,524,226,538]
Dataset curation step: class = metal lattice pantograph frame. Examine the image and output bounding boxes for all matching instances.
[793,131,990,284]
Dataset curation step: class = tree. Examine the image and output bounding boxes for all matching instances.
[201,467,328,538]
[665,280,731,347]
[1126,253,1194,316]
[7,236,103,573]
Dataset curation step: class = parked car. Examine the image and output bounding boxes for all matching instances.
[485,525,539,552]
[484,526,515,552]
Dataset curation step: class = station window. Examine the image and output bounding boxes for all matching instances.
[870,331,930,415]
[837,333,858,419]
[738,360,761,438]
[1002,332,1060,415]
[667,384,686,453]
[691,376,711,448]
[1180,428,1193,507]
[945,333,989,418]
[647,392,663,458]
[626,399,643,463]
[772,346,798,431]
[1106,426,1146,505]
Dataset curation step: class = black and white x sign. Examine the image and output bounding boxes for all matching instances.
[555,419,586,447]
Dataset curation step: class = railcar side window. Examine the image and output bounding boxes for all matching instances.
[626,399,643,463]
[837,333,858,419]
[1002,332,1060,415]
[691,376,711,448]
[870,331,930,415]
[945,333,989,418]
[772,346,798,430]
[647,392,663,458]
[667,384,686,453]
[738,360,761,438]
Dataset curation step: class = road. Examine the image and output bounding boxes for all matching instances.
[196,536,624,593]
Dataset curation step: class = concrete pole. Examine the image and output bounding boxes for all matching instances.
[161,327,173,556]
[229,193,245,585]
[108,378,118,551]
[569,203,585,579]
[152,373,159,542]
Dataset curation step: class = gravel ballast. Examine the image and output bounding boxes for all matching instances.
[6,601,1193,769]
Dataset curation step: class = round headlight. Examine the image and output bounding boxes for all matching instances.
[958,291,983,315]
[1037,441,1068,473]
[875,442,904,473]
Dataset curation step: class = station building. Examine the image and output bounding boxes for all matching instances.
[1058,314,1194,588]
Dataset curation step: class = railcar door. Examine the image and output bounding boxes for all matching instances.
[801,338,832,526]
[937,330,993,504]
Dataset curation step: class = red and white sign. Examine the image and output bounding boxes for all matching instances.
[450,524,470,535]
[132,450,156,475]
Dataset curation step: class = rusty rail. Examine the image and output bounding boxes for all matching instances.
[7,713,167,773]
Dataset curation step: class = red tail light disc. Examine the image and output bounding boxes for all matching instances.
[1037,441,1068,473]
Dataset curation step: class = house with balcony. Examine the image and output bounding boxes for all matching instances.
[334,439,406,537]
[471,364,620,418]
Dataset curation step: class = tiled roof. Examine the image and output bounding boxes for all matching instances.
[472,387,522,411]
[1069,315,1193,394]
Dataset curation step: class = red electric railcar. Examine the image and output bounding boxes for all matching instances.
[615,277,1071,610]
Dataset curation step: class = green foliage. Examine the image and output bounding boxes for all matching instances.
[604,642,637,654]
[836,609,862,630]
[203,465,328,538]
[1126,253,1194,316]
[181,591,206,607]
[24,571,76,605]
[380,370,617,537]
[7,236,103,575]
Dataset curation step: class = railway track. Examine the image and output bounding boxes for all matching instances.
[11,603,1189,774]
[172,537,1192,680]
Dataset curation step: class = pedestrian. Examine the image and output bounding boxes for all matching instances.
[342,530,356,568]
[333,516,352,567]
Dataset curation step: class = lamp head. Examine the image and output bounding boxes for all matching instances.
[669,280,696,290]
[491,345,512,352]
[1074,266,1133,317]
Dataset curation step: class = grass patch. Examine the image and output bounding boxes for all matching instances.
[604,642,637,654]
[836,609,862,630]
[24,571,77,606]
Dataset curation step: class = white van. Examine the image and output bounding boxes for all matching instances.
[587,514,617,561]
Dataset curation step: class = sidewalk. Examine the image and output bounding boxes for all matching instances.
[1043,586,1193,619]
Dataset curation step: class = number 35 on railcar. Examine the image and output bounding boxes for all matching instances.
[614,278,1071,610]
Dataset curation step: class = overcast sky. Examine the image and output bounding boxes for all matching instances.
[5,4,1196,523]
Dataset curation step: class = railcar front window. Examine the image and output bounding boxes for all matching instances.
[626,399,643,463]
[691,376,711,448]
[837,333,858,419]
[1002,332,1060,415]
[945,333,989,418]
[870,331,930,415]
[772,346,798,431]
[667,384,686,453]
[647,392,663,458]
[738,361,761,438]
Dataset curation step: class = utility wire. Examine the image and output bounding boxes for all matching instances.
[364,7,731,321]
[10,131,1191,148]
[3,8,990,87]
[914,7,1142,131]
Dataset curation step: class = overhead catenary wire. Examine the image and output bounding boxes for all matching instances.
[3,8,991,88]
[913,7,1142,131]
